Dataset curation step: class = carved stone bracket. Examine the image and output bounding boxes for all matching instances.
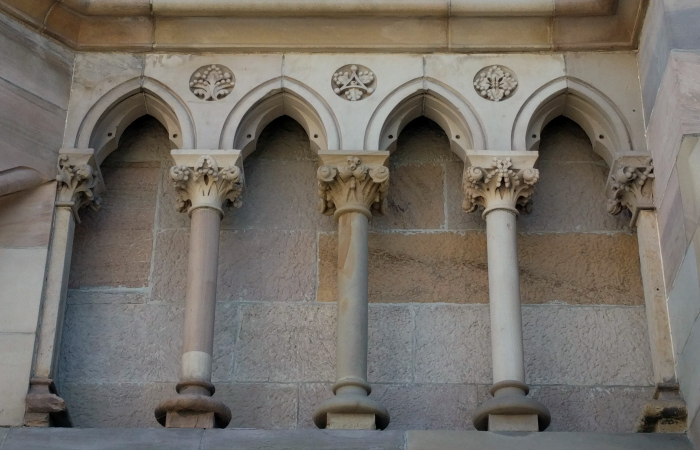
[317,152,390,219]
[606,156,655,226]
[55,149,103,222]
[462,152,539,217]
[170,150,244,217]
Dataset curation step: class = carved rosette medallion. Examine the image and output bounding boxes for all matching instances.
[473,65,518,102]
[55,154,101,221]
[607,157,654,225]
[189,65,235,101]
[170,155,244,216]
[332,65,376,101]
[463,157,539,216]
[317,156,389,218]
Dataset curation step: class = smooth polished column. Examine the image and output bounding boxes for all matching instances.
[464,153,550,432]
[313,151,390,431]
[25,150,102,427]
[155,150,243,429]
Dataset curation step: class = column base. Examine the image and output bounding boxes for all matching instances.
[472,380,550,431]
[313,393,390,430]
[637,383,687,433]
[155,380,231,429]
[24,377,72,427]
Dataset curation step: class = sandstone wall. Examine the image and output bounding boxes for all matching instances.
[58,114,654,431]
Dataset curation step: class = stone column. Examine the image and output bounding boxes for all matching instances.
[155,150,243,429]
[312,151,391,431]
[465,152,550,432]
[607,157,687,432]
[25,149,102,427]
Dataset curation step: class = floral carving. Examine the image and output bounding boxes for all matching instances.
[55,154,101,221]
[317,156,389,217]
[607,157,654,225]
[463,157,539,215]
[189,65,235,101]
[473,65,518,102]
[171,155,244,214]
[332,65,376,101]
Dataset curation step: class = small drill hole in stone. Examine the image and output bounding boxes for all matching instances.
[247,134,252,139]
[599,134,605,139]
[455,135,461,139]
[173,134,178,139]
[107,132,113,137]
[531,134,537,139]
[388,135,394,139]
[314,134,319,139]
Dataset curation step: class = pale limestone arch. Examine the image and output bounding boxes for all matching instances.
[512,77,635,167]
[220,77,341,159]
[74,77,195,165]
[364,78,486,162]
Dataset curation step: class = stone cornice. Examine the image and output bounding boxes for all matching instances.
[55,149,103,222]
[170,150,244,217]
[462,151,539,217]
[317,151,390,220]
[606,155,655,226]
[0,0,646,52]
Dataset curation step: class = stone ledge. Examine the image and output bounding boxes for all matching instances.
[0,429,692,450]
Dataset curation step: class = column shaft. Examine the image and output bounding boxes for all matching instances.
[485,209,525,384]
[335,212,369,395]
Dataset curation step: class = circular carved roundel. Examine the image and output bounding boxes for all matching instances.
[473,65,518,102]
[189,64,235,101]
[332,64,377,101]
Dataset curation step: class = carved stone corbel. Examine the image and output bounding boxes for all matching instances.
[606,156,655,226]
[55,150,103,222]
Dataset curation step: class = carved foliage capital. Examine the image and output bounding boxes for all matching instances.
[607,157,654,225]
[317,156,389,219]
[170,155,244,216]
[462,157,539,216]
[55,153,101,221]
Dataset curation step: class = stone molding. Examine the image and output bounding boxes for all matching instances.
[0,0,645,52]
[606,156,655,226]
[170,150,244,217]
[317,151,390,220]
[55,149,103,222]
[462,152,539,217]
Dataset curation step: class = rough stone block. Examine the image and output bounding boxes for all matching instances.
[66,290,148,305]
[373,163,445,230]
[216,383,298,429]
[0,332,36,426]
[518,233,645,305]
[102,116,173,164]
[157,162,191,231]
[318,232,489,304]
[445,161,485,231]
[202,429,405,450]
[413,305,492,384]
[0,181,55,248]
[368,305,412,383]
[0,248,49,333]
[523,305,654,386]
[246,116,319,162]
[519,160,630,233]
[233,303,335,382]
[212,302,238,383]
[392,117,461,165]
[152,229,316,303]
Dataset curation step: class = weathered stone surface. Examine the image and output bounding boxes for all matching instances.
[392,117,461,165]
[216,383,298,429]
[445,161,485,231]
[319,232,642,305]
[659,169,689,293]
[677,313,700,428]
[538,117,600,163]
[368,305,412,383]
[0,332,36,426]
[203,429,405,450]
[59,302,237,385]
[318,232,489,304]
[104,116,173,164]
[66,290,148,305]
[246,116,318,162]
[61,382,174,428]
[1,427,204,449]
[299,383,477,431]
[518,233,644,306]
[523,305,654,386]
[373,163,445,230]
[413,305,492,384]
[528,386,655,432]
[233,303,336,382]
[0,182,55,248]
[152,229,316,303]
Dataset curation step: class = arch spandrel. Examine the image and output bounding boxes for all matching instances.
[364,78,486,162]
[73,77,195,165]
[220,77,341,158]
[512,77,643,167]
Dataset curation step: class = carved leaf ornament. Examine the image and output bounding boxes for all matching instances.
[332,65,376,101]
[189,65,235,101]
[463,157,539,215]
[56,154,101,220]
[607,157,654,217]
[473,65,519,102]
[170,155,243,214]
[317,156,389,217]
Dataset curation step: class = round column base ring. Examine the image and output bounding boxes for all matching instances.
[472,389,551,431]
[313,393,390,430]
[155,394,231,428]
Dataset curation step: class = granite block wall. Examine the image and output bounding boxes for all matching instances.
[57,114,653,432]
